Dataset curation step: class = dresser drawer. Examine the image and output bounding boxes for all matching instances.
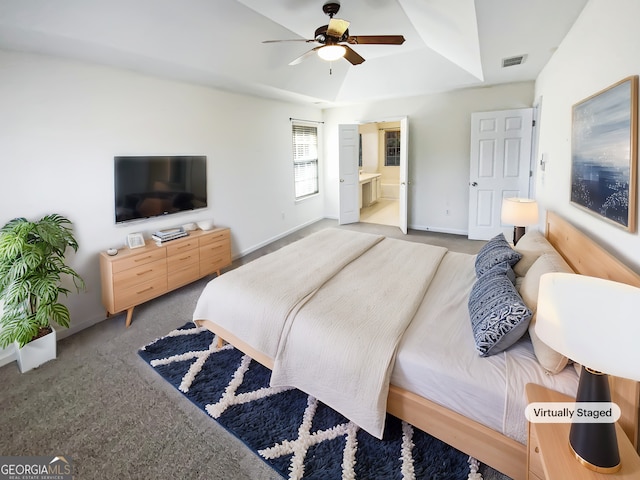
[111,248,166,274]
[199,229,230,246]
[167,249,199,274]
[200,240,230,259]
[166,238,199,257]
[200,251,231,276]
[168,263,201,290]
[113,258,167,290]
[114,276,167,312]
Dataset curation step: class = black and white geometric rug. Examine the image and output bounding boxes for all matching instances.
[139,323,483,480]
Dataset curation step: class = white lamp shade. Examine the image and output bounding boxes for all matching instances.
[501,197,538,225]
[317,45,346,61]
[536,272,640,381]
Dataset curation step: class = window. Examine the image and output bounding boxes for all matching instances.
[384,130,400,166]
[292,124,319,199]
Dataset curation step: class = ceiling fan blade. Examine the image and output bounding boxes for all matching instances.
[263,39,316,44]
[343,45,365,65]
[289,46,322,66]
[327,18,350,38]
[347,35,405,45]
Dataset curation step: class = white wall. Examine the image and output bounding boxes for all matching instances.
[0,49,324,361]
[323,82,535,234]
[534,0,640,270]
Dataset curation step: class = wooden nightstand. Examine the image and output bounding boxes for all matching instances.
[526,383,640,480]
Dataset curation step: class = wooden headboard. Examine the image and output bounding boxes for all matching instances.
[545,211,640,449]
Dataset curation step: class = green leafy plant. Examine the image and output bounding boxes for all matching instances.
[0,214,85,348]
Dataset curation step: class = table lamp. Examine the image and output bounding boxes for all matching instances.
[500,198,538,245]
[536,272,640,473]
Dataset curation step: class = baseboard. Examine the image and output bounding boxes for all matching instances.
[0,314,106,370]
[234,216,325,259]
[408,223,469,236]
[0,345,16,368]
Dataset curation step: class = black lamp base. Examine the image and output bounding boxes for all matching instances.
[512,226,525,245]
[569,366,621,473]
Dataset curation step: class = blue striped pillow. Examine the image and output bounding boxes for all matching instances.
[475,233,522,277]
[468,265,532,356]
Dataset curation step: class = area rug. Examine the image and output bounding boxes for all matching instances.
[139,323,484,480]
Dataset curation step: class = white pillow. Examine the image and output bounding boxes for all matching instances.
[513,230,556,277]
[520,252,574,374]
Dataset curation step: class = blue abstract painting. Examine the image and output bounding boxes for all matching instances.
[571,76,637,230]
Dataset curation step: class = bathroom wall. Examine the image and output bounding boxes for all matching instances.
[358,123,378,172]
[377,121,401,199]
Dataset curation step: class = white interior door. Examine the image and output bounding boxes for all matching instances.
[338,124,360,225]
[468,108,533,240]
[399,117,409,234]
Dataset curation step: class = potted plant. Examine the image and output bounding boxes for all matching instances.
[0,214,85,372]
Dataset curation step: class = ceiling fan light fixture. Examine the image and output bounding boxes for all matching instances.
[317,45,346,61]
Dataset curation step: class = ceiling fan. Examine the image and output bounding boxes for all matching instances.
[263,1,405,66]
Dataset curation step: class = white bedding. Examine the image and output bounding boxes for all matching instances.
[392,251,579,444]
[193,228,580,444]
[271,238,447,438]
[192,228,383,358]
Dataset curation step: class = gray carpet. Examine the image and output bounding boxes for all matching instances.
[0,220,510,479]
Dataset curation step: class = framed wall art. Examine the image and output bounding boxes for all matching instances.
[571,75,638,231]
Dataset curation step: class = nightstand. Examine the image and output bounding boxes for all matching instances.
[526,383,640,480]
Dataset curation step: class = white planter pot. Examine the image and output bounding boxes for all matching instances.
[16,328,56,373]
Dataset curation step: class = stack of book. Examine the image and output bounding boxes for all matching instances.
[152,227,188,245]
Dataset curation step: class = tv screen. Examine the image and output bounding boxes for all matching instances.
[114,155,207,224]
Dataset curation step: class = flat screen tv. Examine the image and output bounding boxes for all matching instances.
[114,155,207,224]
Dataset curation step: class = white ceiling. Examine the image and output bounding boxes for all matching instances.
[0,0,588,106]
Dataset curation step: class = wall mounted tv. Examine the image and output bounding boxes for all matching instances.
[114,155,207,224]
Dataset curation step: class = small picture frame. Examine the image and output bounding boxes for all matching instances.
[126,232,145,249]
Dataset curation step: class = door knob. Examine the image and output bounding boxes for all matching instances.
[340,179,344,183]
[470,182,478,187]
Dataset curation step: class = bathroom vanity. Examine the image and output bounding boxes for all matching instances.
[359,173,381,208]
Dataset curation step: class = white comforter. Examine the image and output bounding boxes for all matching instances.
[271,238,447,438]
[193,228,448,438]
[193,228,383,359]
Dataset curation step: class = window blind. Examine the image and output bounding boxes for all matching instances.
[293,124,319,199]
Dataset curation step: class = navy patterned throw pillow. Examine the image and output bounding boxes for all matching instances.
[468,265,532,357]
[474,233,522,278]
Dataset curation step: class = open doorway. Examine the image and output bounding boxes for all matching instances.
[359,121,401,227]
[339,117,408,232]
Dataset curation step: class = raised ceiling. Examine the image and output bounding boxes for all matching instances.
[0,0,588,106]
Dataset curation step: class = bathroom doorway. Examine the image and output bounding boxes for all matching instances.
[358,120,402,228]
[339,117,408,232]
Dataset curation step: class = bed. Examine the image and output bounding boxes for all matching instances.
[192,212,640,480]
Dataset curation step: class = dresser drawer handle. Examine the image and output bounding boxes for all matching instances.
[134,255,153,262]
[534,446,539,453]
[177,243,194,249]
[136,269,153,276]
[136,286,154,294]
[179,256,192,261]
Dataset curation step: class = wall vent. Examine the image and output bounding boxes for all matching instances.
[502,54,527,68]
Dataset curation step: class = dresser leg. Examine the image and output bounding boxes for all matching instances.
[125,307,135,328]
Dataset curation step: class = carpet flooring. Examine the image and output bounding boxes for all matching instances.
[0,220,508,479]
[139,323,474,480]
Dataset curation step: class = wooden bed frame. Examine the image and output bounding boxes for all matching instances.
[195,211,640,480]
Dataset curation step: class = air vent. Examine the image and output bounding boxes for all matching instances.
[502,54,527,68]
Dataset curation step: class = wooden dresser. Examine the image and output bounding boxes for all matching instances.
[100,227,231,327]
